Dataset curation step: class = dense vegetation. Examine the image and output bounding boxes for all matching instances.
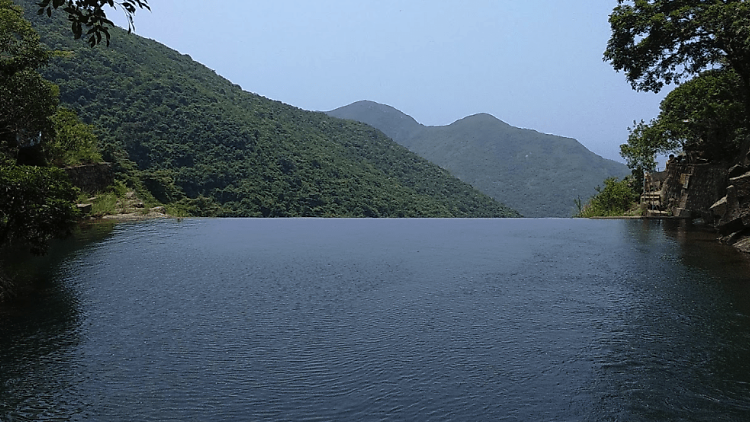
[18,0,519,218]
[328,101,629,217]
[573,177,640,218]
[1,0,100,258]
[578,0,750,217]
[608,1,750,173]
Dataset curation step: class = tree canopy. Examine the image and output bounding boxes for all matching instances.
[1,0,58,163]
[1,0,104,257]
[37,0,149,46]
[0,0,49,76]
[604,0,750,111]
[620,68,747,173]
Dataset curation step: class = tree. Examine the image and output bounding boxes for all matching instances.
[0,1,81,257]
[37,0,149,46]
[619,68,747,173]
[574,177,640,218]
[0,0,59,163]
[0,163,78,255]
[657,68,747,160]
[0,0,49,77]
[620,119,668,181]
[605,0,750,113]
[47,107,103,166]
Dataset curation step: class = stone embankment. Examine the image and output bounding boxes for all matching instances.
[640,146,750,253]
[64,162,114,194]
[709,161,750,252]
[641,161,727,219]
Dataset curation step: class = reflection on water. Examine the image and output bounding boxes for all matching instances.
[0,222,116,420]
[1,218,750,421]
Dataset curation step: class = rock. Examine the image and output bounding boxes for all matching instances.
[133,202,145,208]
[151,206,165,214]
[729,164,748,178]
[729,171,750,199]
[725,185,741,222]
[733,237,750,253]
[76,203,92,214]
[718,207,750,235]
[673,208,692,218]
[710,196,728,218]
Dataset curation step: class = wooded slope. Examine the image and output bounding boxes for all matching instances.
[328,101,629,217]
[20,1,520,218]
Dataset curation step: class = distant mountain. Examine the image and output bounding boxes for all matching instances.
[327,101,630,217]
[20,1,520,218]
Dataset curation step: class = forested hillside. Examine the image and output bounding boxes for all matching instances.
[18,0,519,218]
[328,101,630,217]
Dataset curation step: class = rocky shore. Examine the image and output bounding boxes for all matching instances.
[641,144,750,253]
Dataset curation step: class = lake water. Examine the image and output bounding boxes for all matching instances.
[2,218,750,421]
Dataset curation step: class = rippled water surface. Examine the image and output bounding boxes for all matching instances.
[2,218,750,421]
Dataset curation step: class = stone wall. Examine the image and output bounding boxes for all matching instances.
[661,162,728,218]
[64,162,114,194]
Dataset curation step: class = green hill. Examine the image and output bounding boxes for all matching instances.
[327,101,630,217]
[18,1,520,218]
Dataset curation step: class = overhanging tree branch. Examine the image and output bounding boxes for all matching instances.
[36,0,150,46]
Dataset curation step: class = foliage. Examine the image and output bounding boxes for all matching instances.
[0,163,79,255]
[1,1,94,260]
[574,177,640,218]
[0,0,49,76]
[0,0,59,162]
[620,68,747,175]
[18,0,519,218]
[37,0,149,46]
[656,68,747,160]
[604,0,750,103]
[0,67,59,162]
[620,119,670,175]
[47,107,103,166]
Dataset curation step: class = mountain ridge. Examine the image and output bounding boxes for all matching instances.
[18,1,521,218]
[327,100,629,217]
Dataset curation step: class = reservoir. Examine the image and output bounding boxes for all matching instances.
[2,218,750,421]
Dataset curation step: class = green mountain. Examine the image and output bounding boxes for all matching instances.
[327,101,630,217]
[18,1,520,218]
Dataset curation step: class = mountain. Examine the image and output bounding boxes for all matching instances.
[18,1,520,218]
[327,101,630,217]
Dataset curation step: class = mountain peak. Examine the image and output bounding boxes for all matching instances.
[327,101,630,217]
[327,101,424,143]
[452,113,510,127]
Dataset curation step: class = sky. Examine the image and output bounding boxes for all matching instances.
[109,0,671,165]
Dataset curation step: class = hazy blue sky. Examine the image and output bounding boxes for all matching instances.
[110,0,670,164]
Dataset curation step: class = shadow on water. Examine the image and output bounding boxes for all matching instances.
[591,219,750,421]
[0,221,117,420]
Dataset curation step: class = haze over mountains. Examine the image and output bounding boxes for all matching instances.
[327,101,630,217]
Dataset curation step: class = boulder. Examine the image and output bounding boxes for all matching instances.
[76,203,92,214]
[732,236,750,253]
[710,196,728,218]
[729,171,750,199]
[729,164,748,178]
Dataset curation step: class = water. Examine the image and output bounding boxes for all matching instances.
[2,218,750,421]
